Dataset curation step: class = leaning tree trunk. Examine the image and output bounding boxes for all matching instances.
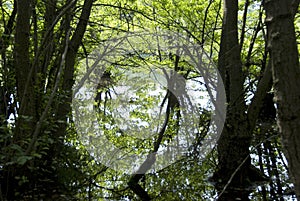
[55,0,94,155]
[264,0,300,199]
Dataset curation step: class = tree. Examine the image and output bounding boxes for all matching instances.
[0,0,299,200]
[211,0,274,200]
[264,0,300,199]
[0,0,93,199]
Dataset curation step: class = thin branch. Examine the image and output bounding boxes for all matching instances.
[25,29,71,155]
[240,0,249,50]
[247,60,272,133]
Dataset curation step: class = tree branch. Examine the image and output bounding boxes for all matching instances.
[247,61,272,132]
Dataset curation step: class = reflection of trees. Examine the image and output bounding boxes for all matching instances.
[95,71,114,114]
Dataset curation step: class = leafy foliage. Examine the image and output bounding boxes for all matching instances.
[0,0,298,200]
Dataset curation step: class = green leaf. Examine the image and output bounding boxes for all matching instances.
[16,156,32,165]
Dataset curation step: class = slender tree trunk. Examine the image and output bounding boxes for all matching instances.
[55,0,93,154]
[3,0,36,199]
[264,0,300,199]
[15,0,36,141]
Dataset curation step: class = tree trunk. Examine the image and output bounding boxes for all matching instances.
[213,0,271,200]
[213,1,251,200]
[264,0,300,199]
[15,0,36,142]
[3,0,36,199]
[55,0,93,154]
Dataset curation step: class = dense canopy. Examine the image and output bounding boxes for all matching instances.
[0,0,300,200]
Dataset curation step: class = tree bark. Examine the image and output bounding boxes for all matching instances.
[264,0,300,199]
[214,1,251,199]
[55,0,93,154]
[213,0,271,200]
[3,0,36,199]
[15,0,36,141]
